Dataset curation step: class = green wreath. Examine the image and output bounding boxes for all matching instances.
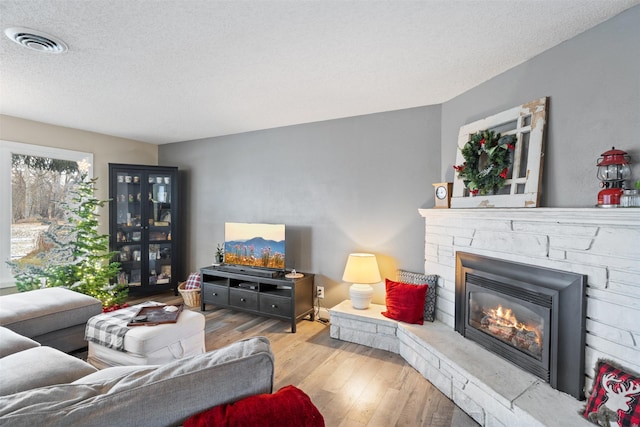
[453,130,517,195]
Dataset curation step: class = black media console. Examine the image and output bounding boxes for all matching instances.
[199,266,315,333]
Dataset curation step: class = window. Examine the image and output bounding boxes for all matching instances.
[451,97,548,208]
[0,141,93,289]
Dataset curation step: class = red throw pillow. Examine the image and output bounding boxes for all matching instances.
[184,272,201,290]
[183,385,325,427]
[382,278,428,325]
[582,360,640,427]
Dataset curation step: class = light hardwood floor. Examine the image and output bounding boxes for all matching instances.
[129,292,479,427]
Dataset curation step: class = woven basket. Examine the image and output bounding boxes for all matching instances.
[178,281,201,307]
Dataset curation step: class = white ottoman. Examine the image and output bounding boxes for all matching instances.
[87,308,205,368]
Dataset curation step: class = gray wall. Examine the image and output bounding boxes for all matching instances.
[441,5,640,207]
[160,5,640,310]
[160,106,441,307]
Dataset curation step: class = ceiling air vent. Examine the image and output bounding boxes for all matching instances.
[4,27,68,53]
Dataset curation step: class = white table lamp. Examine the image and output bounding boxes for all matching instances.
[342,253,381,309]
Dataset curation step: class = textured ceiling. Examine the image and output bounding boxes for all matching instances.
[1,0,638,144]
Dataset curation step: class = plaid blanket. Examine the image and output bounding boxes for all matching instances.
[85,302,161,351]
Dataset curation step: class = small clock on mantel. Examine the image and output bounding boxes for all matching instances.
[432,182,453,208]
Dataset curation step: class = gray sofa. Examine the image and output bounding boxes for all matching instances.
[0,326,275,427]
[0,287,103,353]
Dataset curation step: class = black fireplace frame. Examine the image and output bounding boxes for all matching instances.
[455,252,587,400]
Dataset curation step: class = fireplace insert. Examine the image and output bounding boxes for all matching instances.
[455,252,587,399]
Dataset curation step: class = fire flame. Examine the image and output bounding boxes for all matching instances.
[489,305,520,328]
[484,304,542,347]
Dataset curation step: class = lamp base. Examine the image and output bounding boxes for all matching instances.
[349,283,374,309]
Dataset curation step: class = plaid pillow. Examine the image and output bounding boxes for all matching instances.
[397,270,438,322]
[583,359,640,427]
[184,272,201,290]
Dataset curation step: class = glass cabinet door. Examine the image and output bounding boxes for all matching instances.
[114,171,144,287]
[148,173,172,287]
[148,243,172,285]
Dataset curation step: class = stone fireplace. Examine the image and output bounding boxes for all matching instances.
[419,208,640,395]
[454,251,587,399]
[330,208,638,425]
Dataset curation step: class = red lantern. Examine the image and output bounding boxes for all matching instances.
[596,147,631,207]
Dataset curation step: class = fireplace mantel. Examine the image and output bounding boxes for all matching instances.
[419,207,640,394]
[418,207,639,225]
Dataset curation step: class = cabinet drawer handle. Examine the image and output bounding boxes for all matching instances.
[212,292,217,296]
[271,304,277,308]
[240,298,246,302]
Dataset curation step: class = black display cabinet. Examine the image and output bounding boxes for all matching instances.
[109,163,180,294]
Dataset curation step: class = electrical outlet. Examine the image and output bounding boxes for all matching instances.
[316,286,325,299]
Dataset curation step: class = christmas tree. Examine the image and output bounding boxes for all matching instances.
[8,173,126,309]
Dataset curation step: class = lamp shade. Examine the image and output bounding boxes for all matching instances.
[342,253,381,284]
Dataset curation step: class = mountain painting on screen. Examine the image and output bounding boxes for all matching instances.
[224,222,285,270]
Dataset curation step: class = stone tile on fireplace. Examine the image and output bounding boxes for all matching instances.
[401,322,540,408]
[401,321,589,426]
[329,302,398,353]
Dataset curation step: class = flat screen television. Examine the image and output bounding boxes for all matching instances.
[224,222,285,270]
